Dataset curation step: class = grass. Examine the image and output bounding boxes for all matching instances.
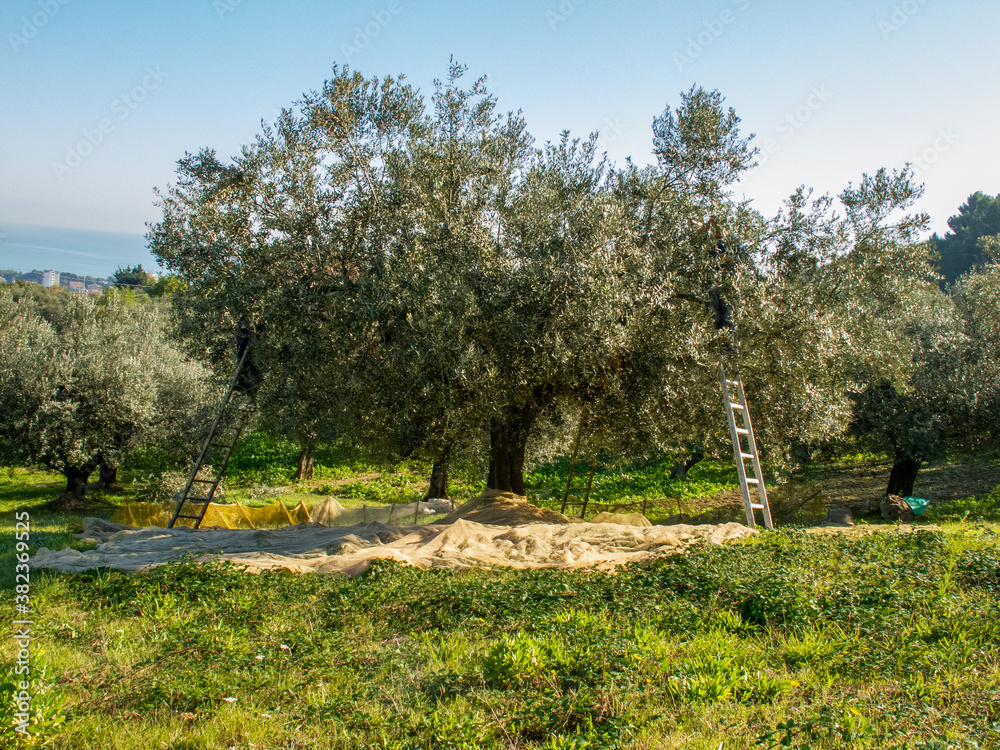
[1,525,999,747]
[527,453,741,514]
[2,446,999,748]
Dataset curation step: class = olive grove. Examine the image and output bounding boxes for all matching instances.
[149,62,953,495]
[0,289,214,505]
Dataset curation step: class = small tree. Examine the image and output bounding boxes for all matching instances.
[0,289,213,506]
[851,261,1000,496]
[113,264,150,290]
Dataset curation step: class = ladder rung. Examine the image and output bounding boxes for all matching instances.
[729,403,744,410]
[174,514,201,520]
[725,379,740,386]
[745,478,760,485]
[209,443,233,450]
[190,478,215,484]
[735,428,749,435]
[740,452,755,459]
[184,496,211,503]
[750,503,765,510]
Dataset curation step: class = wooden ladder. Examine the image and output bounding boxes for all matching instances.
[560,406,600,519]
[168,348,257,529]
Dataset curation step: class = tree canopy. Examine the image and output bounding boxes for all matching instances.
[0,288,213,504]
[149,62,938,494]
[932,191,1000,285]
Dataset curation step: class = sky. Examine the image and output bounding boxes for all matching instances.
[1,0,998,249]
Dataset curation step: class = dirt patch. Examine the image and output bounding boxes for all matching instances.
[684,460,1000,523]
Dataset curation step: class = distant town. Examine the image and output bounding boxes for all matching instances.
[0,267,158,293]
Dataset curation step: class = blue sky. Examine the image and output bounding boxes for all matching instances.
[1,0,997,240]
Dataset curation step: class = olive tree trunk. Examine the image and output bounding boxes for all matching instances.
[57,461,98,509]
[424,460,450,500]
[486,409,536,496]
[886,456,921,497]
[294,441,316,481]
[95,453,119,490]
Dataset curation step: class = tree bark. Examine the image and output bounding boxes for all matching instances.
[95,453,118,490]
[57,463,96,509]
[424,460,450,500]
[669,447,705,480]
[486,409,535,495]
[295,441,316,481]
[886,456,922,497]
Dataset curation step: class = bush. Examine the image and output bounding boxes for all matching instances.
[926,484,1000,521]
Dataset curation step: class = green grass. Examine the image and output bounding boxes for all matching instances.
[926,484,1000,523]
[527,454,741,518]
[2,526,999,748]
[0,469,99,590]
[3,449,999,747]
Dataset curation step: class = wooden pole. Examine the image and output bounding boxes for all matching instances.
[561,406,589,514]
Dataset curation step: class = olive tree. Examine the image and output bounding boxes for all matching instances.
[149,62,935,498]
[0,289,213,505]
[850,259,1000,496]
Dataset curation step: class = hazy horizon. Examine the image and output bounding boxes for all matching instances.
[0,222,158,279]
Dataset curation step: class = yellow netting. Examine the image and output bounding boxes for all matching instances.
[110,500,312,529]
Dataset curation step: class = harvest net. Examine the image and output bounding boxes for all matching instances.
[35,491,756,577]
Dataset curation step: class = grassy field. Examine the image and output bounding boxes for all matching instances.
[1,446,999,748]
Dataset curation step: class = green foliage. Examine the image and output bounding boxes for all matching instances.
[0,662,69,744]
[850,266,1000,492]
[145,274,186,297]
[0,288,214,498]
[112,264,149,290]
[932,191,1000,284]
[527,454,739,508]
[150,61,936,494]
[224,431,300,486]
[340,475,419,504]
[927,484,1000,522]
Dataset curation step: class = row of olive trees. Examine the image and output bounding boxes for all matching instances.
[147,60,997,498]
[0,287,215,506]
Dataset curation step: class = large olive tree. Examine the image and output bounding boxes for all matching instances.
[149,63,935,497]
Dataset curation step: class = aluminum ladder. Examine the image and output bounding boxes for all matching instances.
[719,361,773,529]
[168,348,256,529]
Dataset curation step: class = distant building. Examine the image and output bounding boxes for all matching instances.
[41,270,59,287]
[0,277,6,284]
[86,285,102,294]
[146,272,159,283]
[68,280,85,292]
